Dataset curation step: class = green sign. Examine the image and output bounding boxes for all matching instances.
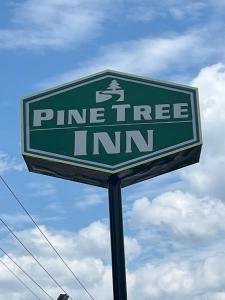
[22,70,202,187]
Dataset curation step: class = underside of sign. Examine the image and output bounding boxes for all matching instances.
[22,70,202,188]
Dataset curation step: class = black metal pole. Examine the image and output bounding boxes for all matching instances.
[108,175,127,300]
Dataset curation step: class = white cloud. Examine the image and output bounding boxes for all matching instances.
[2,217,225,300]
[46,202,66,215]
[1,0,217,52]
[0,214,30,227]
[0,250,110,300]
[128,261,194,299]
[0,220,141,300]
[124,62,225,298]
[129,191,225,239]
[77,221,141,262]
[0,152,26,175]
[10,221,140,264]
[181,63,225,198]
[126,5,161,23]
[73,186,105,209]
[126,0,207,23]
[74,187,104,209]
[129,253,225,300]
[0,0,111,49]
[27,181,56,197]
[45,31,210,87]
[210,0,225,7]
[168,2,207,20]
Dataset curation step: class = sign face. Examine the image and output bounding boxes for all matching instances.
[22,70,202,187]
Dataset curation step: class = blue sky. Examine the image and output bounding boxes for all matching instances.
[1,1,225,299]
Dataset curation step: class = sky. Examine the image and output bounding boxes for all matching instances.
[1,0,225,299]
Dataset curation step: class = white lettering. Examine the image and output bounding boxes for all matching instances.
[74,131,87,156]
[57,110,65,125]
[126,130,153,153]
[68,109,86,124]
[134,105,152,121]
[173,103,189,118]
[93,132,120,155]
[33,109,53,126]
[155,104,170,119]
[90,108,105,123]
[112,104,131,121]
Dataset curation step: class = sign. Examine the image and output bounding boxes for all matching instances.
[22,70,202,187]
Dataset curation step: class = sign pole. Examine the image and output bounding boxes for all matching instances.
[108,175,127,300]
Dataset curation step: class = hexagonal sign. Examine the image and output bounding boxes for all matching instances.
[22,70,202,187]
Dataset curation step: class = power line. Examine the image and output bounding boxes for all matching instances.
[0,216,73,300]
[0,175,95,300]
[0,257,42,300]
[0,247,54,300]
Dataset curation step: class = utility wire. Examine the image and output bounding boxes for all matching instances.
[0,257,42,300]
[0,175,95,300]
[0,216,73,300]
[0,247,54,300]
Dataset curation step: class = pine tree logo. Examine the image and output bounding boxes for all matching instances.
[96,80,124,103]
